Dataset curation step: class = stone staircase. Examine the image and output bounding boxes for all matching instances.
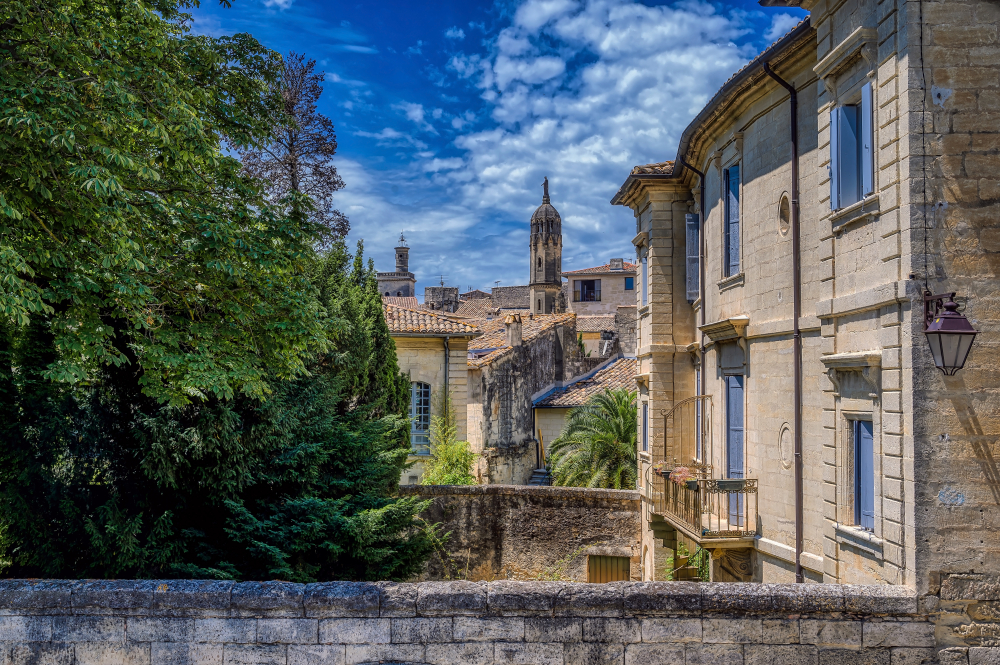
[651,514,702,581]
[528,468,553,486]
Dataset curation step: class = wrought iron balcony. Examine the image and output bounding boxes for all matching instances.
[646,395,759,543]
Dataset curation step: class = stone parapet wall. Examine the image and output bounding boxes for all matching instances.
[2,578,998,664]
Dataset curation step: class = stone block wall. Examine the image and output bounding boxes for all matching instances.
[6,578,1000,664]
[399,485,641,583]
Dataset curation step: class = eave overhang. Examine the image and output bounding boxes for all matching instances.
[699,316,750,344]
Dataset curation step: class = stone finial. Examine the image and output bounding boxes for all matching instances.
[505,313,523,347]
[542,177,550,204]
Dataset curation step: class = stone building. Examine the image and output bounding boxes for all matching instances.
[467,312,603,485]
[377,235,416,298]
[561,259,639,356]
[383,303,479,485]
[612,0,1000,589]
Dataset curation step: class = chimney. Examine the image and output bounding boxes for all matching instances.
[610,258,624,271]
[505,313,522,347]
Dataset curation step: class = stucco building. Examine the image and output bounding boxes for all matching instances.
[613,0,1000,589]
[384,303,479,485]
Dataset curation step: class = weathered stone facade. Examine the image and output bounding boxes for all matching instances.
[8,576,1000,664]
[401,485,641,582]
[529,179,564,316]
[613,0,1000,590]
[377,240,416,298]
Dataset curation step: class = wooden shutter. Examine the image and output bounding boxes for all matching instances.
[685,213,699,303]
[861,82,874,197]
[856,420,875,530]
[641,255,648,306]
[642,403,649,452]
[726,375,745,527]
[839,105,861,207]
[725,166,740,277]
[588,556,630,583]
[830,107,840,210]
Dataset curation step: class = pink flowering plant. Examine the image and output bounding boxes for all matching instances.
[669,466,694,485]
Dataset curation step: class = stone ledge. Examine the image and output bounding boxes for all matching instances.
[0,581,920,618]
[398,484,640,503]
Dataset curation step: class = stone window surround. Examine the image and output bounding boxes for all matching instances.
[822,351,887,560]
[717,149,743,282]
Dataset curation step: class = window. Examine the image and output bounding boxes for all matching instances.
[724,165,740,277]
[588,555,630,583]
[537,257,542,269]
[726,375,744,527]
[410,382,431,455]
[642,402,649,453]
[853,419,875,530]
[537,299,542,312]
[830,82,874,210]
[685,212,699,303]
[625,276,634,291]
[641,255,648,306]
[574,279,601,302]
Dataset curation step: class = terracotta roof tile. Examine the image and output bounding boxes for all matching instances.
[468,313,576,368]
[534,357,637,408]
[384,303,479,336]
[461,289,491,299]
[563,261,638,275]
[454,298,499,319]
[383,296,420,309]
[576,315,617,333]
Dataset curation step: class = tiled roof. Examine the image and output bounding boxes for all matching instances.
[563,262,638,275]
[468,313,576,368]
[384,303,479,336]
[576,315,617,333]
[383,296,420,309]
[491,285,531,309]
[461,289,491,300]
[631,162,673,175]
[534,357,638,408]
[454,298,499,319]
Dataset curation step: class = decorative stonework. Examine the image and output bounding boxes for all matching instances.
[821,350,881,398]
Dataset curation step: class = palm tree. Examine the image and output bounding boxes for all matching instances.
[549,388,638,489]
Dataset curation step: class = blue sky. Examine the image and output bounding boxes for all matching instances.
[192,0,806,297]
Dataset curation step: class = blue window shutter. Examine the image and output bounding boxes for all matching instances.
[641,255,647,306]
[725,166,740,276]
[726,374,745,527]
[642,403,649,452]
[830,108,840,210]
[839,105,861,207]
[856,420,875,530]
[685,213,699,303]
[861,82,874,197]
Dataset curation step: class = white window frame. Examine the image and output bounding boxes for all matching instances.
[410,381,431,455]
[830,81,874,210]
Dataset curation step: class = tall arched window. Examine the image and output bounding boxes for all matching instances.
[410,382,431,455]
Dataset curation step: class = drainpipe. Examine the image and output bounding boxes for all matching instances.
[763,62,803,583]
[443,336,450,403]
[679,157,707,401]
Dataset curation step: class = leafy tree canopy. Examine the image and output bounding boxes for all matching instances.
[1,0,326,405]
[549,388,638,489]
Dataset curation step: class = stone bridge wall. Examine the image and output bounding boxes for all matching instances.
[1,578,999,664]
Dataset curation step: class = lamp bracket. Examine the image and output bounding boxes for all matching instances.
[924,291,956,331]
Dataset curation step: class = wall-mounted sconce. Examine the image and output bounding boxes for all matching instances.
[924,292,977,376]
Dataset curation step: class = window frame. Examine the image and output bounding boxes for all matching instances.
[830,81,874,210]
[640,253,648,306]
[852,418,875,531]
[575,279,601,302]
[625,276,634,291]
[409,381,431,455]
[642,402,649,453]
[723,163,741,278]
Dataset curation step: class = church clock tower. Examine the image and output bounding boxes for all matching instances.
[529,177,563,315]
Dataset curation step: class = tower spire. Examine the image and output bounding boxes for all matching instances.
[542,177,550,204]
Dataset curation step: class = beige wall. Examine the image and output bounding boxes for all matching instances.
[393,335,471,485]
[534,407,570,460]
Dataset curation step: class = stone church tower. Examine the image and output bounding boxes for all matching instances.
[529,178,563,315]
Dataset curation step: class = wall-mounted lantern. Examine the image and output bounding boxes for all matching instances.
[924,292,978,376]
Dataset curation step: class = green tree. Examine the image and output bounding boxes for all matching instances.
[549,388,638,489]
[1,0,325,406]
[421,392,477,486]
[0,242,433,581]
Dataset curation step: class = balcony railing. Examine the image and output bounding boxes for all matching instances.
[650,473,758,540]
[647,395,759,541]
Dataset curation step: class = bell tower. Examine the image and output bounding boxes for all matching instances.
[529,177,563,315]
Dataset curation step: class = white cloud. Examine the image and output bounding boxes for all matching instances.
[393,102,439,134]
[445,26,466,40]
[345,0,764,293]
[354,128,428,150]
[765,13,800,42]
[262,0,294,9]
